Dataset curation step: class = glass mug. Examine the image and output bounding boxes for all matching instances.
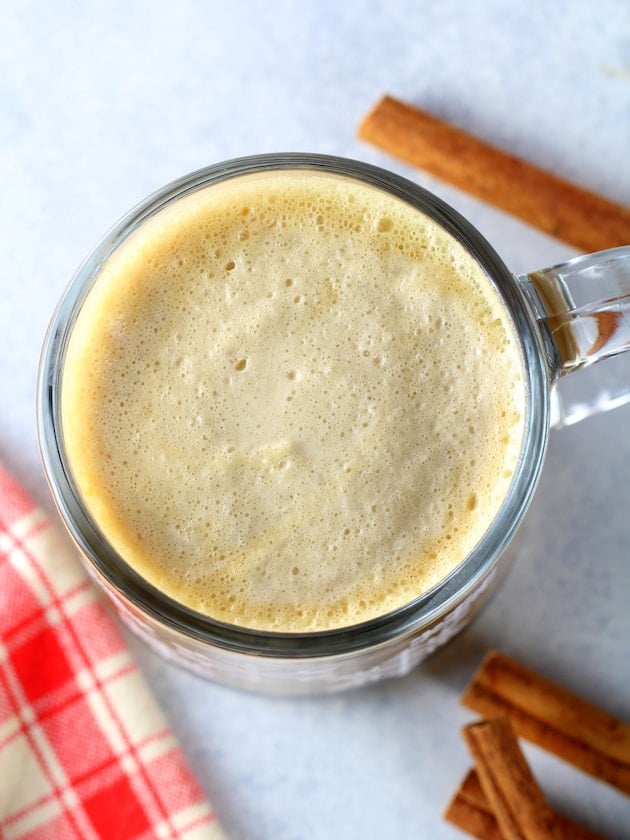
[37,154,630,695]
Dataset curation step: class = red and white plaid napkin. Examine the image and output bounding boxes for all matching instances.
[0,464,225,839]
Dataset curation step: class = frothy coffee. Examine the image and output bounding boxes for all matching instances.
[62,171,525,631]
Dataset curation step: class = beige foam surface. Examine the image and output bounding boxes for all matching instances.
[61,171,525,631]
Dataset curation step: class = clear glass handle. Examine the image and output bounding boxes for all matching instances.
[518,246,630,429]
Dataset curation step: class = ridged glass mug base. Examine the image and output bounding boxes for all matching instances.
[89,554,506,695]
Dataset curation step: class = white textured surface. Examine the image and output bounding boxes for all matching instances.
[1,2,629,838]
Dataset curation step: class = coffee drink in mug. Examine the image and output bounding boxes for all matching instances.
[39,155,630,693]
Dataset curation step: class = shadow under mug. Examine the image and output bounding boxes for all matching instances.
[37,154,630,694]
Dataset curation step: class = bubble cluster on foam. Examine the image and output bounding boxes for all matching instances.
[62,171,525,632]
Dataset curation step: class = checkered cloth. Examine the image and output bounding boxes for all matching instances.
[0,464,225,839]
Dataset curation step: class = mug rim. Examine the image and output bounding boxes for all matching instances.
[37,152,550,657]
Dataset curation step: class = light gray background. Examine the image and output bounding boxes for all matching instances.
[1,2,629,838]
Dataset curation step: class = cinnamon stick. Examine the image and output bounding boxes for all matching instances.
[461,651,630,795]
[358,95,630,253]
[445,769,504,840]
[445,769,606,840]
[462,717,563,839]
